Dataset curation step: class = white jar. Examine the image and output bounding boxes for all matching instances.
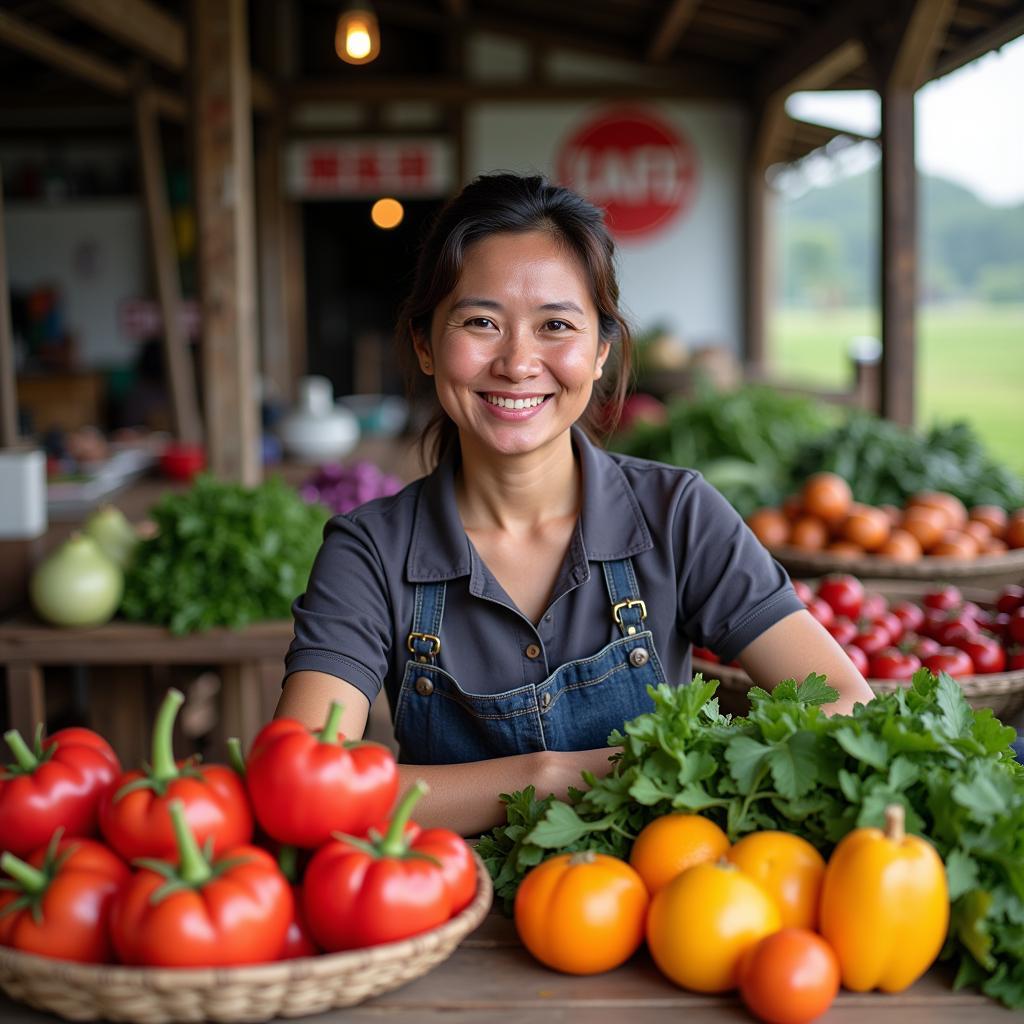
[278,376,359,462]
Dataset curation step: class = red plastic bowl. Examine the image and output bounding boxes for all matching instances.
[160,444,206,481]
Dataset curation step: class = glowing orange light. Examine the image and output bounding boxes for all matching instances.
[371,198,404,229]
[335,6,380,65]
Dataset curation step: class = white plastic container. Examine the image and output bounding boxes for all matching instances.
[0,449,47,538]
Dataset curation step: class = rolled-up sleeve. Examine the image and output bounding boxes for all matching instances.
[675,475,804,663]
[284,515,393,703]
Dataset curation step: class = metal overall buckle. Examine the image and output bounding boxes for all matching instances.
[612,598,647,636]
[407,632,441,659]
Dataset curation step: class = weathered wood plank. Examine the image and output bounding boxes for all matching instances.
[0,169,18,448]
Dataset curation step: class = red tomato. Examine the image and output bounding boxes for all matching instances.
[816,575,864,620]
[874,610,905,645]
[922,585,963,612]
[988,612,1011,642]
[996,585,1024,615]
[910,636,942,659]
[890,601,925,635]
[739,928,840,1024]
[851,621,892,656]
[955,634,1006,674]
[932,619,975,648]
[843,645,869,675]
[1008,647,1024,671]
[792,580,814,605]
[860,592,888,621]
[1009,609,1024,646]
[923,648,976,678]
[806,597,835,629]
[826,617,857,647]
[868,648,922,680]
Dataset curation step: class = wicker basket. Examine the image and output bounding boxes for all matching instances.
[773,544,1024,588]
[697,579,1024,720]
[0,852,493,1024]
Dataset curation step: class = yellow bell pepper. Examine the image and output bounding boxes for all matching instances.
[819,803,948,992]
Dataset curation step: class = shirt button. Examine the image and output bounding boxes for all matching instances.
[415,676,434,696]
[525,643,541,659]
[629,647,650,668]
[543,614,552,623]
[541,692,552,709]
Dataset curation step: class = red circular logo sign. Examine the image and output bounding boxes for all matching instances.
[556,108,699,240]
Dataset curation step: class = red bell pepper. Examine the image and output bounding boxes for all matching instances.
[111,800,292,967]
[245,701,398,847]
[0,726,120,858]
[0,832,130,963]
[302,781,474,951]
[99,688,252,861]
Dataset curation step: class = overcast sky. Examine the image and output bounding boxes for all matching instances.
[786,35,1024,207]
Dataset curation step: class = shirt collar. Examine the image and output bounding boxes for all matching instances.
[405,424,652,583]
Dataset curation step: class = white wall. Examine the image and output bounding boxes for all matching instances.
[4,199,147,369]
[466,101,747,352]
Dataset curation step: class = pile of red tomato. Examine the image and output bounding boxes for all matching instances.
[0,689,475,968]
[792,576,1024,680]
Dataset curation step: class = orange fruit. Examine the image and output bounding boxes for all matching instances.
[746,508,790,549]
[877,529,922,563]
[969,504,1007,540]
[841,505,890,552]
[630,814,731,896]
[789,516,829,551]
[908,492,967,531]
[727,831,827,931]
[800,474,852,528]
[901,505,947,552]
[824,540,863,559]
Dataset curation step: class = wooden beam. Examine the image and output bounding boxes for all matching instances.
[754,0,884,104]
[0,9,185,120]
[936,9,1024,77]
[191,0,262,485]
[648,0,703,63]
[134,88,203,445]
[0,168,18,448]
[288,69,748,104]
[889,0,959,88]
[56,0,185,72]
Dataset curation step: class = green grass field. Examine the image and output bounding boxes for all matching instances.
[771,304,1024,475]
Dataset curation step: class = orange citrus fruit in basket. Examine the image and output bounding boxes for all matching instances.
[800,473,852,528]
[629,814,731,896]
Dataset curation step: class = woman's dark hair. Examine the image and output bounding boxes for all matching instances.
[396,172,634,467]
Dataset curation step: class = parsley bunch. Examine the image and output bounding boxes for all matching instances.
[122,475,330,634]
[477,671,1024,1008]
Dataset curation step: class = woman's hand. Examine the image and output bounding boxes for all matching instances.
[539,747,619,801]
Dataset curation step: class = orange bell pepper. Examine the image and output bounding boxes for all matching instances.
[819,803,948,992]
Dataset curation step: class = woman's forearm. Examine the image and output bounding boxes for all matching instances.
[396,746,617,837]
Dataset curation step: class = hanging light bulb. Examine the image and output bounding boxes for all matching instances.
[335,4,380,65]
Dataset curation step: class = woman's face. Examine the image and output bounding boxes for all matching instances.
[417,229,610,459]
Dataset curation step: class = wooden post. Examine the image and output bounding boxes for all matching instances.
[191,0,261,484]
[879,86,916,427]
[134,88,203,445]
[0,168,18,447]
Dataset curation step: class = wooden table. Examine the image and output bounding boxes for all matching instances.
[0,913,1015,1023]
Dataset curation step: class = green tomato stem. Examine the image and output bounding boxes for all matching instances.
[226,737,246,777]
[168,800,212,886]
[277,844,298,883]
[0,852,47,893]
[316,701,345,744]
[3,730,38,773]
[378,780,427,858]
[150,689,185,783]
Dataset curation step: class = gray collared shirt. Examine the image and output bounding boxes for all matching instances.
[286,426,803,707]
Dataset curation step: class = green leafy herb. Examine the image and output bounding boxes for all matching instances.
[477,670,1024,1009]
[121,475,330,633]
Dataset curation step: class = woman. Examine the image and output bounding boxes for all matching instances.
[278,173,873,835]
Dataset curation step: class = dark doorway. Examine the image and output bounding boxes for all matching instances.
[303,197,442,397]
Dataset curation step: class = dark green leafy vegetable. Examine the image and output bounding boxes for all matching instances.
[477,671,1024,1009]
[788,415,1024,509]
[610,385,837,517]
[122,475,330,634]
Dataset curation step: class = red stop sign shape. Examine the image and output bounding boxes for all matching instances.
[556,108,699,240]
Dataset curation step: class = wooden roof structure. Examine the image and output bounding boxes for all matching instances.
[1,0,1023,480]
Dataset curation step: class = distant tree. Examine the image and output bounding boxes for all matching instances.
[976,263,1024,303]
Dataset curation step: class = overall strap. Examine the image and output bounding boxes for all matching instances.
[407,580,446,663]
[601,558,647,637]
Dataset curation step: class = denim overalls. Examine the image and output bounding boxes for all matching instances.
[392,556,666,763]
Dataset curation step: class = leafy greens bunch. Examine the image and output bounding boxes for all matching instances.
[477,671,1024,1008]
[122,475,330,633]
[610,385,836,518]
[788,415,1024,509]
